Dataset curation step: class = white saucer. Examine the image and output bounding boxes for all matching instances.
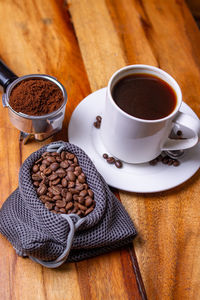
[68,88,200,193]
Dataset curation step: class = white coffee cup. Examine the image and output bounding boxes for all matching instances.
[101,65,200,164]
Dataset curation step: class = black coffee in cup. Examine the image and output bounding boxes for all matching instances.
[112,73,177,120]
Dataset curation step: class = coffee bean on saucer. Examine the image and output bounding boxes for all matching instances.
[149,153,180,167]
[93,115,102,129]
[173,159,180,167]
[107,157,115,164]
[177,130,183,136]
[102,152,123,168]
[115,160,122,168]
[31,151,96,217]
[94,121,100,128]
[96,115,102,122]
[149,158,158,166]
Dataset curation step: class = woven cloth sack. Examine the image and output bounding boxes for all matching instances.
[0,141,136,268]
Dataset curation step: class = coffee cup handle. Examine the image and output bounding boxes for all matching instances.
[161,111,200,151]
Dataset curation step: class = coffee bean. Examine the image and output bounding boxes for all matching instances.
[35,157,43,164]
[149,153,180,168]
[53,195,62,200]
[78,203,87,211]
[68,181,75,188]
[85,197,93,207]
[75,184,84,191]
[43,167,52,175]
[73,194,79,201]
[56,168,66,177]
[42,159,51,166]
[39,195,48,203]
[66,202,74,210]
[149,159,158,166]
[50,162,60,171]
[40,164,46,172]
[79,190,88,197]
[60,161,69,169]
[67,166,75,172]
[61,188,67,197]
[61,151,66,160]
[107,157,115,164]
[51,152,59,156]
[167,159,174,166]
[32,165,39,173]
[33,181,40,187]
[85,206,94,216]
[177,130,182,136]
[78,196,85,204]
[56,157,62,162]
[88,189,94,197]
[96,115,102,122]
[67,171,76,181]
[32,174,42,181]
[77,210,84,216]
[78,175,85,183]
[51,178,61,185]
[61,178,68,187]
[69,188,79,194]
[45,202,54,210]
[66,153,75,160]
[162,156,169,164]
[37,184,47,196]
[56,200,66,208]
[66,192,72,202]
[94,121,100,128]
[47,192,54,198]
[103,153,108,159]
[75,166,82,173]
[173,160,180,167]
[115,160,122,168]
[51,186,61,195]
[42,152,50,158]
[31,150,95,217]
[47,156,56,163]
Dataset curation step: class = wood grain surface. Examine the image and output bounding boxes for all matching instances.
[0,0,145,300]
[0,0,200,299]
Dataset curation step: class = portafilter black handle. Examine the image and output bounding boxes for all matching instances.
[0,60,18,91]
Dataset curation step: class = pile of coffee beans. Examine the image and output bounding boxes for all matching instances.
[102,153,123,168]
[31,151,95,217]
[93,115,102,128]
[149,154,180,167]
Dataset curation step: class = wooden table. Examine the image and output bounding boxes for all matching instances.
[0,0,200,299]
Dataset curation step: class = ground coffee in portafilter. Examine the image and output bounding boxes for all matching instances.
[112,73,177,120]
[31,151,95,217]
[9,78,64,116]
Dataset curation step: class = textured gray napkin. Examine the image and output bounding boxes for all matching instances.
[0,142,136,268]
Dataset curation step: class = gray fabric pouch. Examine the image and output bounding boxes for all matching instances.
[0,141,136,268]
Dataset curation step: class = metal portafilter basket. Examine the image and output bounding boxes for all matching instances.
[0,60,67,143]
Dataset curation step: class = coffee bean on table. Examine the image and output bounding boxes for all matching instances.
[31,150,95,217]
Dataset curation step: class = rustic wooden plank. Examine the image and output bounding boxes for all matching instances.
[0,0,143,299]
[69,0,200,299]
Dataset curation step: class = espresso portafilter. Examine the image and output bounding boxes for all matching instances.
[0,60,67,143]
